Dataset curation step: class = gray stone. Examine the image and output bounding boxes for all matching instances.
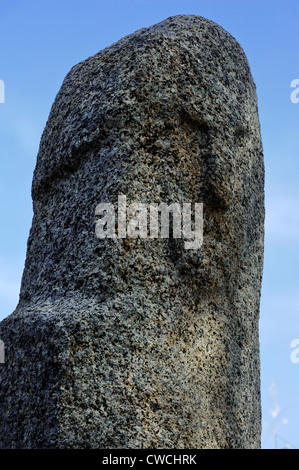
[0,14,264,448]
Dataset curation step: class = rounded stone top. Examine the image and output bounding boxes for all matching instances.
[32,14,255,201]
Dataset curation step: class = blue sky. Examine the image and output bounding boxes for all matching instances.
[0,0,299,449]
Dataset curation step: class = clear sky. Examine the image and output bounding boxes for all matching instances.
[0,0,299,449]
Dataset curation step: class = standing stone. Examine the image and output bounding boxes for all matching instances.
[0,15,264,448]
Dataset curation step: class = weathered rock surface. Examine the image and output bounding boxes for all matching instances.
[0,15,264,448]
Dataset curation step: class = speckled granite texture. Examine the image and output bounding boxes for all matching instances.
[0,15,264,448]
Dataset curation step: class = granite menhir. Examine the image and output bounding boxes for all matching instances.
[0,15,264,448]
